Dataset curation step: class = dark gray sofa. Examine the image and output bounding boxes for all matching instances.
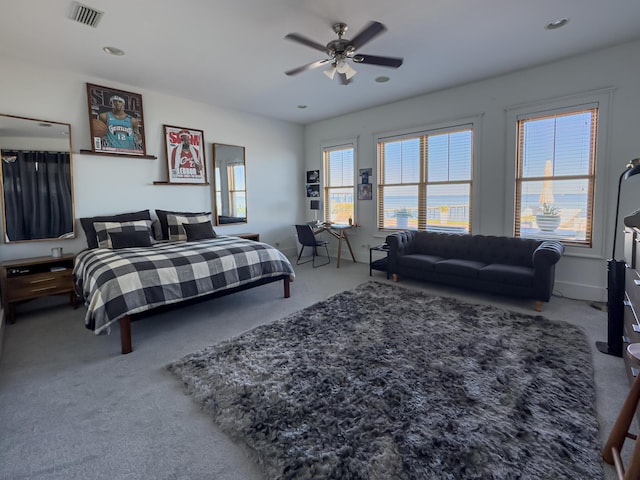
[385,230,564,310]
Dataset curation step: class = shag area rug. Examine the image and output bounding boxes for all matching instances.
[167,281,603,479]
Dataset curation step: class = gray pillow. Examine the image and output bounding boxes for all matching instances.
[109,230,153,249]
[183,222,217,241]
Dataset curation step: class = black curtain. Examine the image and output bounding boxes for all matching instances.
[2,150,72,241]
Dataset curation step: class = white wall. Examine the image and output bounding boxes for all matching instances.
[0,55,304,262]
[304,39,640,301]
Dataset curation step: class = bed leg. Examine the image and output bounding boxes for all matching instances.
[284,277,290,298]
[120,316,132,354]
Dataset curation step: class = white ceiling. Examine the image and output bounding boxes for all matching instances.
[1,0,640,125]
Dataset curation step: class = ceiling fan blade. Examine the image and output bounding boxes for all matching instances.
[348,21,387,50]
[353,54,403,68]
[284,33,328,53]
[285,59,331,76]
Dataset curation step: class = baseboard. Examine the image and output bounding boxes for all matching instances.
[553,280,605,302]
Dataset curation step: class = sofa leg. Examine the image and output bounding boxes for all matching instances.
[392,274,399,282]
[534,300,544,312]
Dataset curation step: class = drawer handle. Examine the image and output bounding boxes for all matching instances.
[30,277,56,284]
[31,285,58,292]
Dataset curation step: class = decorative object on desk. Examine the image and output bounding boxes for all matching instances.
[359,167,372,184]
[357,183,372,200]
[163,125,207,184]
[51,247,63,258]
[597,157,640,357]
[306,183,320,197]
[306,170,319,183]
[168,281,602,479]
[86,83,146,156]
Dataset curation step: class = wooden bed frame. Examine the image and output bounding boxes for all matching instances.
[117,275,291,354]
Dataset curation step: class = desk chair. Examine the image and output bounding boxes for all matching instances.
[295,224,330,267]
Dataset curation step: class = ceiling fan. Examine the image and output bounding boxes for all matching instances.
[284,21,403,85]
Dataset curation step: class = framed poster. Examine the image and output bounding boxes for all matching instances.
[163,125,207,184]
[358,183,372,200]
[86,83,147,156]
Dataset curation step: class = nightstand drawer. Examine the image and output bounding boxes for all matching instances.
[6,270,73,302]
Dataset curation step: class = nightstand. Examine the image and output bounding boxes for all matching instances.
[369,244,389,278]
[1,253,77,324]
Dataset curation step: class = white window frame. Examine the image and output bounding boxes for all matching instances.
[321,137,357,224]
[505,88,613,258]
[375,115,482,232]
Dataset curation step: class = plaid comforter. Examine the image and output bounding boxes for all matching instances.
[73,236,295,334]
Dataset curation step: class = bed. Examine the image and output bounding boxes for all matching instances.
[73,234,295,354]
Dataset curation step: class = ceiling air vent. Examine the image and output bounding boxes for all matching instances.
[69,2,104,28]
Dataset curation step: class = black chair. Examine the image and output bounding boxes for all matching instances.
[295,224,330,267]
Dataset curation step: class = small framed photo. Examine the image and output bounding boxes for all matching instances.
[306,184,320,197]
[358,183,372,200]
[306,170,320,183]
[163,125,207,184]
[359,168,372,184]
[86,83,147,156]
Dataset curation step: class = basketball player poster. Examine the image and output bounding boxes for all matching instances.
[163,125,207,184]
[86,83,147,156]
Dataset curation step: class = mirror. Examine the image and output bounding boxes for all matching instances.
[212,143,247,225]
[0,114,75,242]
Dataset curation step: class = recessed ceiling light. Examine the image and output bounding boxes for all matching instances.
[375,76,390,83]
[545,18,569,30]
[297,105,307,109]
[103,46,125,56]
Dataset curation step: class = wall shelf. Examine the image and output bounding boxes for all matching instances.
[152,181,210,186]
[79,149,157,160]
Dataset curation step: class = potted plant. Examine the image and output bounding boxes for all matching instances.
[535,203,561,232]
[396,209,410,228]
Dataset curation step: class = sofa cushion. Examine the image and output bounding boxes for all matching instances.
[435,259,486,278]
[479,264,534,287]
[398,253,444,271]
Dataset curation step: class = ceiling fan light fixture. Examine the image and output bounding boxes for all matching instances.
[324,66,337,80]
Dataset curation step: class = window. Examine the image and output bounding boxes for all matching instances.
[323,144,355,223]
[377,125,473,232]
[514,107,597,245]
[228,164,246,218]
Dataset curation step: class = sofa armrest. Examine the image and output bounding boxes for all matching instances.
[532,241,564,267]
[385,231,416,272]
[532,240,564,302]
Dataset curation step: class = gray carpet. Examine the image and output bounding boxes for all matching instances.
[168,281,603,480]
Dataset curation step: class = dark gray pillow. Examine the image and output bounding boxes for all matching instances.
[155,209,210,240]
[109,230,153,249]
[80,210,151,249]
[183,222,217,241]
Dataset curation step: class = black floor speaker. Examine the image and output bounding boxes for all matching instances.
[596,259,625,357]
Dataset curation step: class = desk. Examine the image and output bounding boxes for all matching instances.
[314,224,357,268]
